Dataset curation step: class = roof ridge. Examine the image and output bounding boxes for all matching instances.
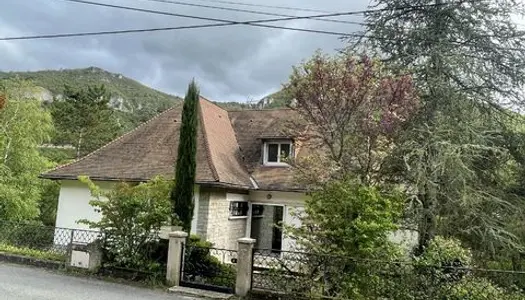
[42,105,180,177]
[227,107,293,112]
[198,99,220,182]
[199,96,229,112]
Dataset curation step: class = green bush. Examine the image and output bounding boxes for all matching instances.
[184,235,236,288]
[414,236,472,285]
[0,243,65,261]
[79,176,172,274]
[0,221,54,250]
[446,277,522,300]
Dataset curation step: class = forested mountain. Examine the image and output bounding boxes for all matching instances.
[0,67,181,125]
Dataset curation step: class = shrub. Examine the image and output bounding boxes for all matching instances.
[0,243,65,262]
[184,235,236,288]
[446,277,522,300]
[417,236,473,267]
[79,176,173,274]
[414,236,472,284]
[0,221,54,250]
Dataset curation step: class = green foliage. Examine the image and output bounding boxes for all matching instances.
[0,67,180,128]
[0,243,66,262]
[50,85,122,158]
[446,277,521,300]
[362,0,525,256]
[293,180,404,258]
[0,221,55,250]
[38,180,60,226]
[184,235,236,288]
[37,147,73,226]
[0,78,54,221]
[79,176,172,270]
[416,236,472,268]
[38,147,76,165]
[171,80,199,231]
[257,89,294,109]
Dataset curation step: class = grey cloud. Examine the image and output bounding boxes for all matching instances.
[1,0,368,101]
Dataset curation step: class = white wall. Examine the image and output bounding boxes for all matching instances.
[55,180,113,231]
[249,191,307,252]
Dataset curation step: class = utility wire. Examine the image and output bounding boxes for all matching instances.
[0,24,235,41]
[58,0,371,24]
[2,0,505,47]
[188,0,332,14]
[56,0,467,34]
[131,0,365,26]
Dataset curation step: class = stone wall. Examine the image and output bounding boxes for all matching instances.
[198,190,247,251]
[196,190,210,237]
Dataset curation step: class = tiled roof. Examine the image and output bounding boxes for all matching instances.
[42,98,307,191]
[228,109,306,191]
[42,102,216,184]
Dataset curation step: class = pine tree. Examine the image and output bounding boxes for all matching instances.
[50,84,121,158]
[361,0,525,254]
[171,80,199,231]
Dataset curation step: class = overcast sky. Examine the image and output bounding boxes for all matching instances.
[0,0,368,102]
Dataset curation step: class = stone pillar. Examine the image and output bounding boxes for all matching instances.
[245,202,253,238]
[236,237,256,297]
[166,231,188,286]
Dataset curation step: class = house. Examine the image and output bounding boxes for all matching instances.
[41,97,309,252]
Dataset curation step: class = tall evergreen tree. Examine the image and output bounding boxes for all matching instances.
[360,0,525,254]
[171,80,199,231]
[50,85,121,158]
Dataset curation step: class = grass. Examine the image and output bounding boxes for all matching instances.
[0,243,67,262]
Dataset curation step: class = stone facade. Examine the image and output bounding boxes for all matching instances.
[195,188,248,251]
[196,190,210,237]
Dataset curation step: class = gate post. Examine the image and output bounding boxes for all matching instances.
[236,237,256,297]
[166,231,188,286]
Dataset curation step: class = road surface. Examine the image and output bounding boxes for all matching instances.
[0,263,194,300]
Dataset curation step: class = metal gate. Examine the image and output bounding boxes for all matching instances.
[179,242,238,293]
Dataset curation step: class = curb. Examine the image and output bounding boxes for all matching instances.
[168,286,234,299]
[0,252,66,270]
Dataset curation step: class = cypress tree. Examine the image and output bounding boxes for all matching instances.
[171,80,199,231]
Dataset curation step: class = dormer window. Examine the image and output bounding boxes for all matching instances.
[263,139,293,166]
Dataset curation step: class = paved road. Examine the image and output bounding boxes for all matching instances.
[0,263,193,300]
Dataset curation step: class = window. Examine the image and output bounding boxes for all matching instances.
[252,204,264,217]
[264,140,293,165]
[229,201,249,217]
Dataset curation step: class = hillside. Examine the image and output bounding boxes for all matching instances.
[214,90,293,110]
[0,67,182,124]
[256,89,293,109]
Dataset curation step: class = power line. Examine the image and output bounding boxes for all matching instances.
[0,24,233,41]
[58,0,369,24]
[189,0,332,14]
[57,0,464,32]
[0,24,354,41]
[132,0,365,26]
[1,1,496,44]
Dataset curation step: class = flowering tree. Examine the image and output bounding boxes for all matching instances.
[286,52,419,186]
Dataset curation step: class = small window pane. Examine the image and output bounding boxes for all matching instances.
[280,143,291,160]
[252,204,264,217]
[267,144,279,162]
[230,201,249,217]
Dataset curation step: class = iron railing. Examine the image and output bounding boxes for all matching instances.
[181,243,238,293]
[0,221,100,261]
[251,248,525,299]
